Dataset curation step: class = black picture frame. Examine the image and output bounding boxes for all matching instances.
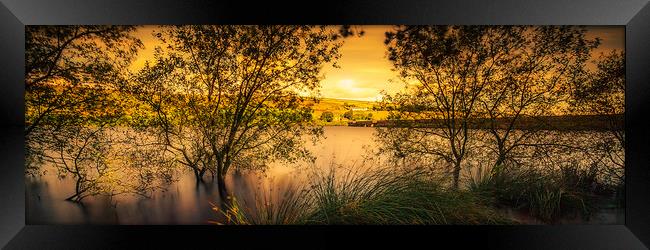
[1,0,649,249]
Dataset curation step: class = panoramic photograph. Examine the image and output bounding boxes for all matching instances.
[25,25,625,225]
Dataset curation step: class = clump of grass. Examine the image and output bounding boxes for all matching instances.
[468,163,604,223]
[303,164,513,225]
[209,197,249,225]
[248,183,313,225]
[210,182,313,225]
[210,163,514,225]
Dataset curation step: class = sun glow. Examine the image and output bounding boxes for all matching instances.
[338,79,356,90]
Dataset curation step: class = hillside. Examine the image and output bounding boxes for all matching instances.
[307,98,389,125]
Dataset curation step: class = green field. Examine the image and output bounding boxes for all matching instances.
[307,98,389,126]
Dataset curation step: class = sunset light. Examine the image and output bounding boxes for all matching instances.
[26,25,625,226]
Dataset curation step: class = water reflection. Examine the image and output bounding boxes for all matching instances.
[26,126,623,224]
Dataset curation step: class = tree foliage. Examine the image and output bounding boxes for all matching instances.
[320,111,335,122]
[379,26,601,188]
[23,26,169,203]
[572,51,625,116]
[25,25,143,135]
[130,25,348,199]
[571,51,625,181]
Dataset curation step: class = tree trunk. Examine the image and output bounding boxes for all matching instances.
[494,153,506,169]
[192,166,209,185]
[66,178,83,202]
[452,160,462,189]
[216,169,230,203]
[493,141,507,171]
[193,168,202,184]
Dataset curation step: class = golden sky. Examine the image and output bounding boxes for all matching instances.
[131,25,624,102]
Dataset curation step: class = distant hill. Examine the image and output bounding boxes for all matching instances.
[348,114,624,131]
[307,98,388,125]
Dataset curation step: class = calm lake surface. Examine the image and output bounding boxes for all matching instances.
[26,126,624,224]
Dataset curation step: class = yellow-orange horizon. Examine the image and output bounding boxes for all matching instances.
[130,25,624,102]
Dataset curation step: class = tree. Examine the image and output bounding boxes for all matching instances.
[42,124,114,202]
[24,26,183,203]
[25,26,143,174]
[320,111,335,122]
[25,25,143,135]
[474,26,599,168]
[380,26,599,188]
[131,25,351,201]
[571,51,625,183]
[343,110,354,120]
[572,51,624,115]
[39,122,172,203]
[381,26,500,188]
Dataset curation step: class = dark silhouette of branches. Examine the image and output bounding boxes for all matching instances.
[379,26,601,188]
[25,25,143,136]
[129,25,349,200]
